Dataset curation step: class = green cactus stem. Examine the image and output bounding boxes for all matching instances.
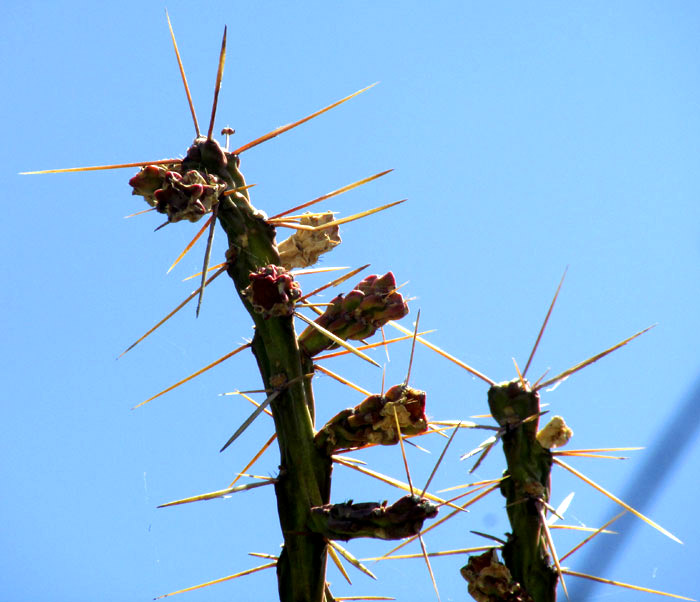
[138,135,331,602]
[466,380,558,602]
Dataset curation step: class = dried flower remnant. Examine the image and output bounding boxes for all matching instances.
[129,164,225,224]
[242,265,302,318]
[278,211,341,269]
[299,272,408,356]
[309,495,438,541]
[316,384,428,453]
[537,416,573,449]
[461,550,532,602]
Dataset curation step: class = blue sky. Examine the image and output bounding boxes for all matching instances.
[3,2,700,601]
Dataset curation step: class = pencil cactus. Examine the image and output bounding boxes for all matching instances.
[23,15,691,602]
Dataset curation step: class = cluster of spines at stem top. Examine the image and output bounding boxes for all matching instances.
[22,13,692,602]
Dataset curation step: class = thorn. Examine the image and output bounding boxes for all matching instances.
[421,423,460,497]
[233,83,378,155]
[132,342,251,409]
[404,310,421,387]
[548,492,575,525]
[314,364,372,396]
[153,562,276,599]
[167,215,213,274]
[388,321,496,386]
[437,476,506,494]
[20,158,181,175]
[553,457,682,544]
[535,325,656,391]
[154,219,171,232]
[561,569,695,600]
[309,200,406,231]
[328,540,377,580]
[207,26,227,140]
[222,390,274,416]
[228,433,277,488]
[327,544,352,585]
[460,434,498,462]
[560,511,626,562]
[377,483,501,561]
[380,326,391,364]
[222,183,257,197]
[555,447,644,453]
[118,265,227,357]
[297,264,369,304]
[418,534,441,602]
[470,530,508,545]
[468,437,498,474]
[333,457,456,509]
[537,504,569,599]
[269,169,394,220]
[220,388,284,452]
[295,312,381,368]
[552,451,631,460]
[523,268,567,377]
[195,203,219,317]
[361,547,496,562]
[165,9,200,136]
[157,478,274,508]
[532,367,551,389]
[393,407,414,496]
[512,357,526,390]
[182,262,226,281]
[290,266,350,277]
[549,524,618,535]
[124,207,156,218]
[248,552,278,560]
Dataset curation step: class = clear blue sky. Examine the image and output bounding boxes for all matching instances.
[3,2,700,601]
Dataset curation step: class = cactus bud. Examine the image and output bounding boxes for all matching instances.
[242,265,302,318]
[129,165,225,224]
[315,384,427,453]
[298,271,409,356]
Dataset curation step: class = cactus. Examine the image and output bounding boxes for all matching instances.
[18,13,693,602]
